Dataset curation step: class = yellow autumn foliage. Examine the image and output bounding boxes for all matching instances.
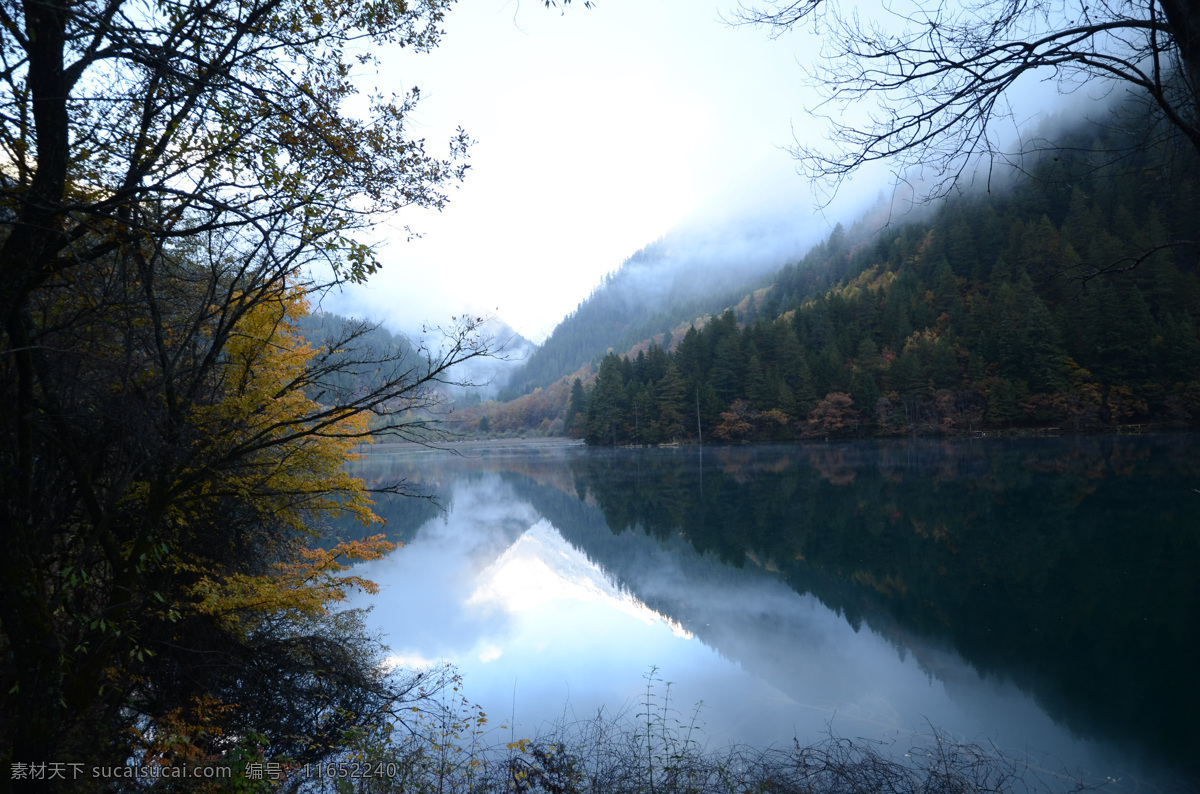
[188,535,396,632]
[184,286,396,631]
[190,286,378,531]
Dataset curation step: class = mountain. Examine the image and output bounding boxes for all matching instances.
[497,207,821,401]
[446,316,537,404]
[296,311,536,406]
[477,98,1200,441]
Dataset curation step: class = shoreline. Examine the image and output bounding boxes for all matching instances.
[357,423,1189,455]
[356,436,586,455]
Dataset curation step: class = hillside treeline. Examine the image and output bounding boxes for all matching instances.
[568,121,1200,445]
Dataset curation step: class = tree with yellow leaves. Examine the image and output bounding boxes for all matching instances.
[0,245,486,781]
[0,0,535,777]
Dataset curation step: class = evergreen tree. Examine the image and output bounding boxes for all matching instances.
[711,335,745,404]
[632,386,656,444]
[792,355,820,416]
[586,354,629,445]
[565,378,588,438]
[656,363,688,440]
[675,326,706,384]
[746,353,770,408]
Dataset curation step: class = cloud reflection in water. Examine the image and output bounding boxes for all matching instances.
[354,467,1160,789]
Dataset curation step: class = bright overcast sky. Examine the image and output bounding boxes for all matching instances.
[322,0,1084,343]
[321,0,837,343]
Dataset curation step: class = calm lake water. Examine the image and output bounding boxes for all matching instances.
[345,435,1199,792]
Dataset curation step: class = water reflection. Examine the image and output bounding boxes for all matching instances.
[347,436,1199,792]
[352,473,713,739]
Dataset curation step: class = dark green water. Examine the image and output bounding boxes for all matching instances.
[350,434,1200,792]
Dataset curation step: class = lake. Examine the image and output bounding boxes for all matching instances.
[345,435,1199,792]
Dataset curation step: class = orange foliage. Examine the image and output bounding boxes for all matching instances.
[808,392,861,437]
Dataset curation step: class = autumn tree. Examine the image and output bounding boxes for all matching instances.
[713,398,758,441]
[0,0,544,778]
[808,392,862,438]
[0,233,493,778]
[131,289,454,770]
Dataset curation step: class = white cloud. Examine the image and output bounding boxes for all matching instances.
[326,0,823,342]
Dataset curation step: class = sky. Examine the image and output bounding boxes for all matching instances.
[321,0,1087,345]
[323,0,838,343]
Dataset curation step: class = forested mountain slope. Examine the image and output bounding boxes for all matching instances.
[498,218,801,401]
[569,110,1200,443]
[473,101,1200,442]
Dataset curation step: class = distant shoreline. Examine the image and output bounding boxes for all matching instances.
[358,423,1181,455]
[356,436,585,455]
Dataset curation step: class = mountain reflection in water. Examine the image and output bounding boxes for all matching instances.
[346,435,1199,793]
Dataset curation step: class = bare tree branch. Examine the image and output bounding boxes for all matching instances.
[734,0,1200,202]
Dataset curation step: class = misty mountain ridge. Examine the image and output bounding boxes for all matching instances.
[498,196,837,401]
[449,316,537,402]
[295,311,536,405]
[465,94,1200,440]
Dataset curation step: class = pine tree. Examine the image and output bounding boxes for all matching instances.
[656,363,688,441]
[565,378,588,438]
[745,353,770,408]
[586,354,629,445]
[711,335,744,404]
